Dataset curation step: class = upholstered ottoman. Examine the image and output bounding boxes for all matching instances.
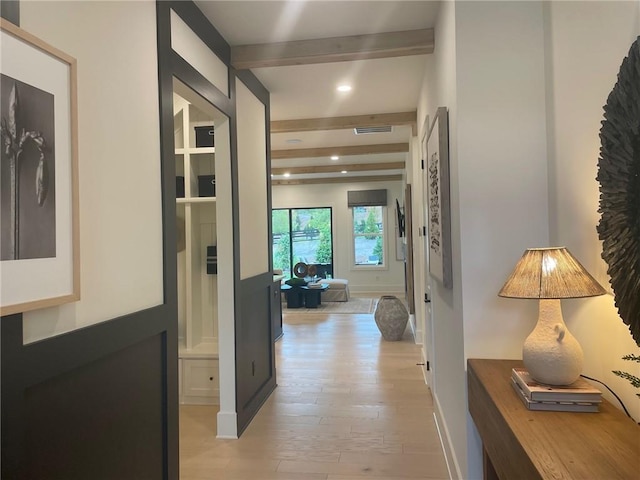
[321,278,349,302]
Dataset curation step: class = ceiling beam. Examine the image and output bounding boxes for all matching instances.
[271,111,417,136]
[272,174,404,186]
[231,29,434,69]
[272,162,405,176]
[272,143,409,160]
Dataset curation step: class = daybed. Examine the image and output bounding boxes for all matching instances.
[320,278,349,302]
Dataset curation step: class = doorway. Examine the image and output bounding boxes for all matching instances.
[171,78,234,439]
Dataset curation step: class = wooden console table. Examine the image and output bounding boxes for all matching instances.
[468,359,639,480]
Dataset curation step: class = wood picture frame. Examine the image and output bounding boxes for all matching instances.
[426,107,452,289]
[0,19,80,316]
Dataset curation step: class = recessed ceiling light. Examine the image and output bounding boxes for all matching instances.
[286,139,302,144]
[283,172,291,177]
[331,155,339,161]
[341,170,347,174]
[337,85,352,92]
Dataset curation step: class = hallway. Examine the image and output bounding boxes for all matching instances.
[180,304,449,479]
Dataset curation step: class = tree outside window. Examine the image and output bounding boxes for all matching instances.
[272,207,333,278]
[272,209,291,275]
[353,206,384,265]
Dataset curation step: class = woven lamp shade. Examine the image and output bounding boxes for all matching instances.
[499,247,606,299]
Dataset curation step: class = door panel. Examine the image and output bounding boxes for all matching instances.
[421,116,433,387]
[234,72,276,435]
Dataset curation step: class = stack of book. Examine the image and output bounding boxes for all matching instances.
[306,280,323,289]
[511,367,602,412]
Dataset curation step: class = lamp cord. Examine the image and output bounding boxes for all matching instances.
[580,374,633,419]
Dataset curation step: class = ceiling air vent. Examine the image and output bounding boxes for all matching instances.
[353,126,393,135]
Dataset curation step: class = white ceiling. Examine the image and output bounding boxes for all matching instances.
[256,56,430,120]
[196,1,440,44]
[195,1,440,182]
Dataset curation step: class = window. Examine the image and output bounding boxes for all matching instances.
[352,206,385,266]
[272,207,333,278]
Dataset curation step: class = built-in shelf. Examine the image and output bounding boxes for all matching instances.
[178,340,219,359]
[176,197,217,204]
[175,147,215,155]
[174,90,219,406]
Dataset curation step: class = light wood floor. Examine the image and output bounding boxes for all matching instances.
[180,304,450,480]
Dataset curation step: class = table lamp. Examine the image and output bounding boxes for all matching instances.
[499,247,606,385]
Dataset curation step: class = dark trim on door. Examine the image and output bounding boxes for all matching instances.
[235,69,270,104]
[156,2,181,476]
[171,52,233,116]
[169,0,231,67]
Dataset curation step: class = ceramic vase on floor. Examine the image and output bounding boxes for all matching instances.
[374,295,409,341]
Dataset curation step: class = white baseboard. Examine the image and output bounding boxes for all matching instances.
[433,395,463,480]
[409,314,420,345]
[216,410,238,439]
[409,313,423,345]
[180,395,219,406]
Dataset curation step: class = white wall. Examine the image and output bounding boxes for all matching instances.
[170,9,228,95]
[419,2,640,479]
[236,79,269,280]
[272,181,405,294]
[19,1,163,343]
[456,4,550,477]
[419,1,467,478]
[545,0,640,421]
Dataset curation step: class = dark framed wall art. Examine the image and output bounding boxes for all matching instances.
[597,36,640,345]
[0,19,79,315]
[426,106,452,289]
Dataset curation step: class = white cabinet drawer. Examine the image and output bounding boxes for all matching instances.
[182,358,219,404]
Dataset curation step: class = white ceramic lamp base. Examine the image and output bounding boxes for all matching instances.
[522,299,583,386]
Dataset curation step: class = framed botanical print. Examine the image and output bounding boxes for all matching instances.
[0,19,80,315]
